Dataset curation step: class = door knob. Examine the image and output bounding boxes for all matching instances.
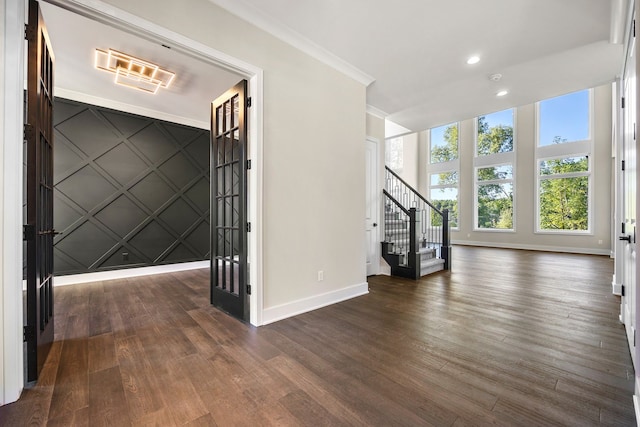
[620,235,632,242]
[373,223,378,227]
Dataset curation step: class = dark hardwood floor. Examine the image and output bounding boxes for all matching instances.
[0,246,635,426]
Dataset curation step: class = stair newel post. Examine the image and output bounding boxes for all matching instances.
[409,207,419,279]
[442,208,451,270]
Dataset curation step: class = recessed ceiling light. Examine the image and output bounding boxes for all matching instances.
[466,56,480,65]
[496,90,508,97]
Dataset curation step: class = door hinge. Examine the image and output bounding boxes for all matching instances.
[246,159,252,170]
[634,19,636,38]
[622,160,626,171]
[247,97,252,108]
[622,284,625,296]
[247,222,251,232]
[24,124,35,142]
[24,24,36,43]
[246,284,252,295]
[23,325,33,342]
[622,222,626,234]
[23,224,35,241]
[634,328,636,346]
[622,97,626,109]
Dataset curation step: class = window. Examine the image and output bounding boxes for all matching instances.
[477,109,514,156]
[474,109,515,230]
[429,172,458,228]
[428,122,459,228]
[538,156,589,231]
[476,165,513,229]
[539,90,590,146]
[536,89,592,233]
[385,137,403,174]
[430,123,458,163]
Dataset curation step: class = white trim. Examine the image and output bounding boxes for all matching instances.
[53,261,209,286]
[55,88,210,130]
[261,282,369,325]
[634,394,640,426]
[612,274,623,296]
[1,0,25,406]
[452,240,611,256]
[366,104,387,119]
[206,0,375,87]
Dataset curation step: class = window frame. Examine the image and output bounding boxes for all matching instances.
[535,89,594,235]
[473,109,517,232]
[429,122,459,164]
[427,123,460,230]
[428,169,459,230]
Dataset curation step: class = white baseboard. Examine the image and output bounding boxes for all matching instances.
[452,240,611,256]
[53,261,209,286]
[612,274,623,296]
[634,394,639,426]
[261,282,369,325]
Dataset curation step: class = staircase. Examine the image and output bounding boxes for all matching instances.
[382,167,451,279]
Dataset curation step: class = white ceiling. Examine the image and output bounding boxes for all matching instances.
[40,1,243,129]
[41,0,628,133]
[208,0,627,131]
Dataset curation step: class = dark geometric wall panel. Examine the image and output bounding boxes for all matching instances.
[53,98,210,275]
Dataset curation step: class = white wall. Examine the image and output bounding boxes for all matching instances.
[100,0,368,320]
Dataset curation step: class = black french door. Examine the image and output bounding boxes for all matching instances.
[210,80,249,321]
[25,0,55,382]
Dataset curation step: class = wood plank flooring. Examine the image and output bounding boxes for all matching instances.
[0,246,635,426]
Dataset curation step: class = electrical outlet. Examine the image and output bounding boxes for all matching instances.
[122,252,129,261]
[317,270,324,281]
[598,240,603,245]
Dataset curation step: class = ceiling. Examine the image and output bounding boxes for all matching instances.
[40,1,243,129]
[208,0,627,132]
[41,0,628,133]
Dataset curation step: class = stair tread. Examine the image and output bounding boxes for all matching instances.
[421,258,445,267]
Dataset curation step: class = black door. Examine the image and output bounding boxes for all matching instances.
[210,80,249,321]
[25,0,55,382]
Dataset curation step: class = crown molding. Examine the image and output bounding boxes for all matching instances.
[207,0,375,87]
[366,104,388,119]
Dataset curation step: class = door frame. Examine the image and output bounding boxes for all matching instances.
[365,137,380,276]
[1,0,265,405]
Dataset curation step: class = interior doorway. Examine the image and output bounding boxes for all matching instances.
[3,0,265,403]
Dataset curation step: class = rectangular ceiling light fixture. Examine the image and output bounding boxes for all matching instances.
[94,48,175,94]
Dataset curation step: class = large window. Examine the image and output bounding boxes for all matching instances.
[474,109,515,230]
[539,90,590,146]
[430,172,458,227]
[536,90,592,233]
[430,123,458,163]
[385,136,403,174]
[428,122,459,228]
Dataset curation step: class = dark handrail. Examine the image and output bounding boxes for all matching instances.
[385,166,443,215]
[382,189,410,216]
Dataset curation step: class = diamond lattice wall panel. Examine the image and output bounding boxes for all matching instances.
[56,108,121,158]
[158,198,199,235]
[95,143,148,186]
[94,195,147,238]
[56,165,117,212]
[128,123,176,164]
[53,98,210,275]
[185,220,210,258]
[129,172,174,213]
[54,221,118,269]
[185,178,209,214]
[159,153,200,189]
